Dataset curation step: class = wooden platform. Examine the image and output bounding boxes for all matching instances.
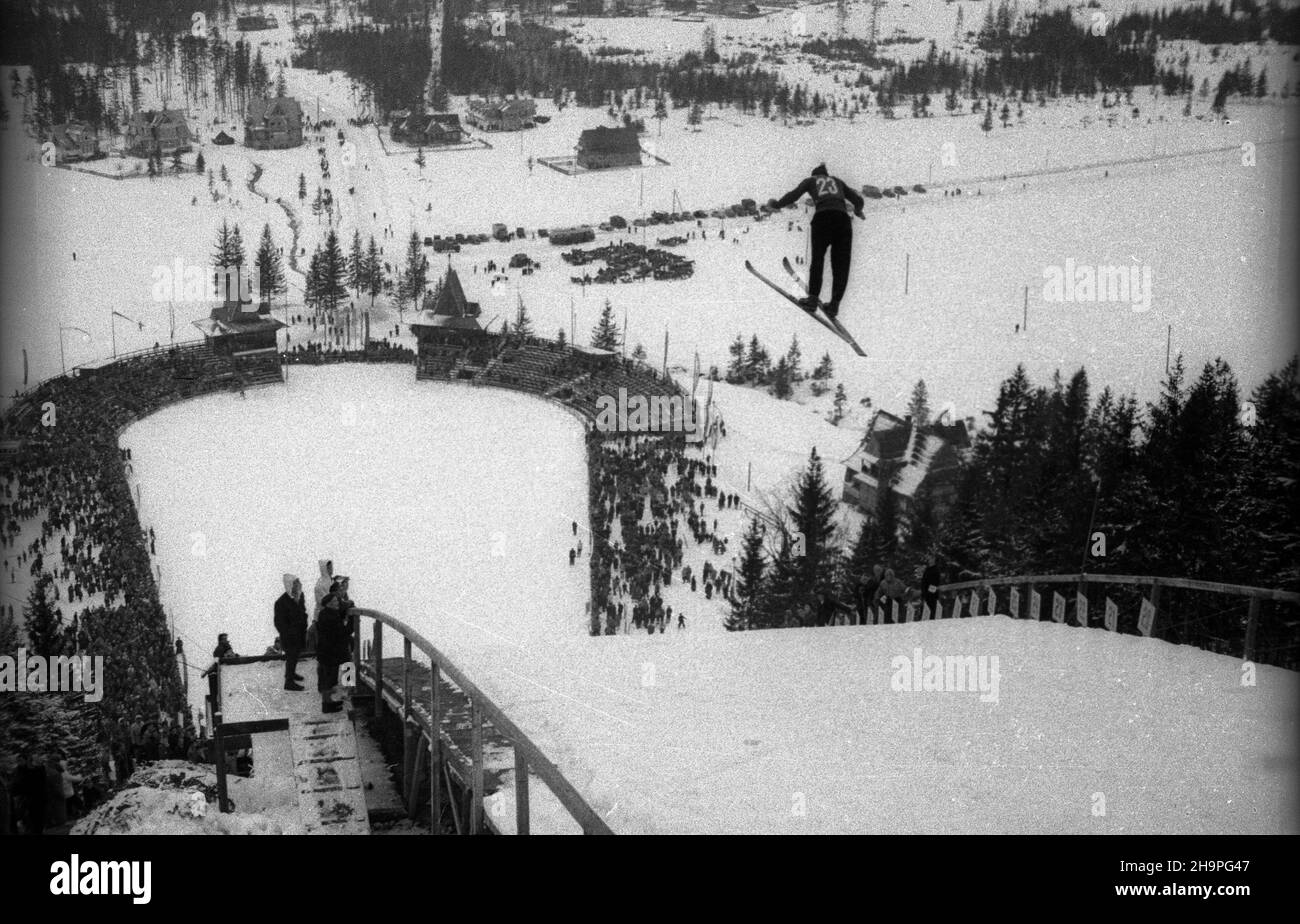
[216,657,371,834]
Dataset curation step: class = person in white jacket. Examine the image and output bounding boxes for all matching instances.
[313,559,334,617]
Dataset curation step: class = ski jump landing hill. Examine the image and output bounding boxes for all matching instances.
[4,343,1297,834]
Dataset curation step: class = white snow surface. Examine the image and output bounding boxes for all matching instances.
[119,367,1297,834]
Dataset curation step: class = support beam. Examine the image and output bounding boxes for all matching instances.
[429,663,443,834]
[471,702,484,834]
[514,744,530,835]
[373,620,384,718]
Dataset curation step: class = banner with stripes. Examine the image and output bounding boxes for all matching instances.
[1104,597,1118,632]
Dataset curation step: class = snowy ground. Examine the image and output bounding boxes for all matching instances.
[116,367,1297,834]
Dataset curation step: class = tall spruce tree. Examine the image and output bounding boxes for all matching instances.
[319,228,348,313]
[23,573,63,657]
[254,223,285,309]
[728,518,768,631]
[591,299,621,351]
[788,448,840,603]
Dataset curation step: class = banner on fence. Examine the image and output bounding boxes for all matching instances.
[968,592,978,617]
[905,601,917,623]
[922,602,932,621]
[1138,597,1157,637]
[1009,587,1020,618]
[953,595,964,619]
[987,587,996,616]
[1104,597,1118,632]
[1052,591,1065,623]
[1029,589,1041,621]
[1076,592,1088,627]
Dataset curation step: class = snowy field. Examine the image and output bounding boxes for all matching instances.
[116,367,1297,834]
[120,366,591,673]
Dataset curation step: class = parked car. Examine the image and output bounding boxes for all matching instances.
[862,184,883,199]
[912,184,927,193]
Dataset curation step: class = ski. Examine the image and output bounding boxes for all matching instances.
[781,258,868,357]
[744,261,862,354]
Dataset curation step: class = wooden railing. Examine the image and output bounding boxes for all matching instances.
[930,573,1300,665]
[349,607,614,835]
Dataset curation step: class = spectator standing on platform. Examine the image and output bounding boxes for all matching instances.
[314,560,335,616]
[274,574,308,691]
[316,579,355,714]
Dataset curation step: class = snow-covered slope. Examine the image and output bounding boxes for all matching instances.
[118,367,1296,834]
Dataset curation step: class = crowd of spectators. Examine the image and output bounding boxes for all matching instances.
[587,433,739,635]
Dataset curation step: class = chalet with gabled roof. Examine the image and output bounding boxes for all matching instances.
[466,97,536,132]
[842,410,971,521]
[125,109,192,158]
[245,96,304,149]
[576,125,641,170]
[46,122,100,163]
[390,110,465,146]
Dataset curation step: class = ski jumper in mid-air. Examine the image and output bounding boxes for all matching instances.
[768,164,865,319]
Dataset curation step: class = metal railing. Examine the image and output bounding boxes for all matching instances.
[349,607,614,835]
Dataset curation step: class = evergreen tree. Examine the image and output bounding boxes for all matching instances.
[811,352,834,381]
[514,299,535,339]
[254,223,286,309]
[907,379,931,427]
[397,231,427,312]
[557,327,567,347]
[212,220,234,270]
[786,335,802,382]
[298,172,307,199]
[831,383,847,424]
[745,334,770,382]
[319,228,348,313]
[347,229,365,295]
[194,151,205,173]
[632,342,648,362]
[415,145,425,170]
[771,356,792,399]
[304,247,323,312]
[788,448,840,603]
[726,335,747,383]
[364,235,383,307]
[728,518,767,631]
[23,573,63,657]
[591,299,622,351]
